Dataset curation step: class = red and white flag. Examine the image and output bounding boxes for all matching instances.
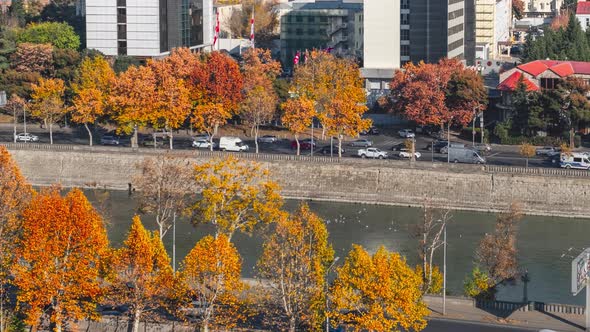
[213,12,220,47]
[250,12,255,45]
[304,51,308,63]
[293,51,300,65]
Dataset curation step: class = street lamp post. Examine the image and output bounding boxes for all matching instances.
[23,103,27,143]
[326,256,340,332]
[443,224,447,316]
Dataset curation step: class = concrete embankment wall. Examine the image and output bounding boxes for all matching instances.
[6,145,590,218]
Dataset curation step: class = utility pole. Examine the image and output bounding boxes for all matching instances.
[443,224,447,315]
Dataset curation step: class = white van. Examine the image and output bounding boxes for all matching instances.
[219,137,249,152]
[560,152,590,170]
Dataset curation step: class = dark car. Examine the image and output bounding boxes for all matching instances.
[360,127,379,135]
[318,145,345,155]
[291,139,316,150]
[100,135,120,146]
[425,140,448,153]
[391,143,406,151]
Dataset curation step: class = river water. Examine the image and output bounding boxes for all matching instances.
[85,189,590,306]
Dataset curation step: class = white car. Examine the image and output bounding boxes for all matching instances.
[258,135,278,143]
[15,133,39,142]
[398,129,415,138]
[192,139,217,149]
[399,151,421,159]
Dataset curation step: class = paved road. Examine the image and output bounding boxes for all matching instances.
[0,123,564,168]
[423,319,539,332]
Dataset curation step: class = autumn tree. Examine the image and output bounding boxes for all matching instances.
[17,22,80,50]
[240,48,281,153]
[71,55,115,145]
[12,188,111,332]
[10,42,53,74]
[0,147,33,332]
[179,234,244,332]
[133,155,194,241]
[4,94,26,143]
[110,65,157,148]
[281,96,315,155]
[191,52,243,151]
[519,143,536,168]
[513,0,525,20]
[29,77,67,144]
[190,156,283,242]
[292,50,371,156]
[414,206,452,295]
[227,0,279,48]
[147,58,192,149]
[257,204,334,331]
[330,245,428,332]
[476,203,523,289]
[556,77,590,148]
[110,216,174,332]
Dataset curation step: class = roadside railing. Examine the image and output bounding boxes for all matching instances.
[4,142,590,178]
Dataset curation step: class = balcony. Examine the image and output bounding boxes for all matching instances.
[327,22,348,36]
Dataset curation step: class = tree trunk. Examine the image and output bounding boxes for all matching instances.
[153,134,157,149]
[13,111,16,143]
[570,127,575,148]
[131,309,141,332]
[295,134,300,156]
[254,125,259,154]
[1,282,4,332]
[49,122,53,145]
[411,138,416,162]
[203,321,209,332]
[169,131,174,150]
[338,135,343,159]
[288,316,296,332]
[84,123,93,146]
[132,126,138,148]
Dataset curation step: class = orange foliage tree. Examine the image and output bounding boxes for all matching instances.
[0,147,33,332]
[12,188,111,332]
[29,77,67,144]
[110,65,157,148]
[190,156,283,242]
[257,204,334,332]
[71,55,116,146]
[330,245,428,332]
[110,216,174,332]
[190,52,244,150]
[320,97,371,158]
[281,96,316,155]
[179,234,244,332]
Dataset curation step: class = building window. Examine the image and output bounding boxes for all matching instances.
[117,24,126,40]
[286,16,292,23]
[401,0,409,9]
[320,16,328,23]
[448,23,464,36]
[117,8,126,23]
[117,0,125,6]
[308,16,315,23]
[296,16,303,23]
[448,9,464,20]
[586,18,589,27]
[117,40,127,55]
[401,45,409,56]
[401,29,409,40]
[308,29,315,35]
[401,13,409,24]
[296,28,303,35]
[541,78,558,89]
[448,38,464,52]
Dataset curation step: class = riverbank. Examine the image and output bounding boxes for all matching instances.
[6,144,590,218]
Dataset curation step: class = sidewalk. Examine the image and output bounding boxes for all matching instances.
[425,296,586,332]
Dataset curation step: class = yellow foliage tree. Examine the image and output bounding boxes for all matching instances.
[30,77,67,145]
[330,245,428,332]
[191,103,232,151]
[281,96,316,156]
[257,204,334,331]
[110,216,174,332]
[320,97,371,158]
[12,188,111,332]
[179,235,244,332]
[240,85,278,153]
[0,147,33,332]
[190,156,283,242]
[71,55,115,146]
[519,143,536,168]
[415,264,443,295]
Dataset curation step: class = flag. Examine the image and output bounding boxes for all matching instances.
[250,12,255,45]
[304,51,308,63]
[293,51,300,65]
[213,12,220,47]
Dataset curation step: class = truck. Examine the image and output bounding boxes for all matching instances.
[357,148,388,159]
[448,147,485,164]
[560,152,590,170]
[219,137,249,152]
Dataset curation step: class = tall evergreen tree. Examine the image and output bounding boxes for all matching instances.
[564,14,590,61]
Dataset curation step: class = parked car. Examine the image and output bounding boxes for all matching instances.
[192,138,217,149]
[536,146,558,156]
[142,138,164,147]
[360,127,379,135]
[349,139,373,147]
[472,143,492,153]
[291,139,316,150]
[440,142,466,154]
[100,135,120,146]
[398,129,415,138]
[398,150,421,159]
[392,143,407,151]
[258,135,278,143]
[357,148,388,159]
[449,147,486,164]
[220,136,249,152]
[425,140,448,152]
[318,145,345,155]
[193,134,211,142]
[15,133,38,142]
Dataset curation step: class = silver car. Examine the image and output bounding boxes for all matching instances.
[258,135,278,143]
[15,133,39,142]
[398,129,415,138]
[192,139,217,149]
[350,139,373,147]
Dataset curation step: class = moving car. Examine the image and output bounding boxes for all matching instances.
[219,136,249,152]
[318,145,345,155]
[472,143,492,153]
[15,133,39,142]
[398,150,421,159]
[258,135,278,143]
[360,127,379,135]
[349,139,373,147]
[448,147,486,164]
[536,146,558,156]
[291,139,316,150]
[398,129,415,138]
[560,152,590,170]
[425,140,448,152]
[440,142,466,154]
[192,138,217,149]
[100,135,120,146]
[392,143,407,151]
[357,148,388,159]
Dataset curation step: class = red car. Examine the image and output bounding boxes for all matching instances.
[290,139,316,150]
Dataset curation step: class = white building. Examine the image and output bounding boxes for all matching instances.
[577,1,590,31]
[523,0,563,17]
[86,0,213,57]
[475,0,511,60]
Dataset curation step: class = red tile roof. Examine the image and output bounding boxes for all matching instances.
[577,1,590,15]
[497,71,539,92]
[549,62,575,76]
[516,60,590,77]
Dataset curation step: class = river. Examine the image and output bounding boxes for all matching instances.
[84,189,590,306]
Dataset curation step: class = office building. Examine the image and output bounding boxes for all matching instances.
[86,0,213,57]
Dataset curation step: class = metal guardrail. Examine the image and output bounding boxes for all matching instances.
[534,301,586,315]
[4,142,590,178]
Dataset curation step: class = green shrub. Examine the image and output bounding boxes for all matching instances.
[499,135,562,146]
[460,127,490,142]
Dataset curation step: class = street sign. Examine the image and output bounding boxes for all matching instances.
[572,248,590,296]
